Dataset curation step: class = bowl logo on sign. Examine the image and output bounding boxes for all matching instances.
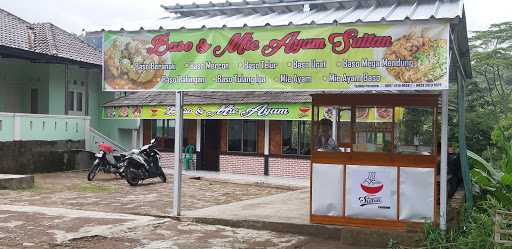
[358,172,384,207]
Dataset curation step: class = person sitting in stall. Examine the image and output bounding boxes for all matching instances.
[315,118,338,151]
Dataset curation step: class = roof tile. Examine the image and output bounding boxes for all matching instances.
[0,8,101,65]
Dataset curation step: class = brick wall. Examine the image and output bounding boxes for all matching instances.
[163,152,310,179]
[269,157,310,179]
[160,152,175,169]
[219,154,264,176]
[160,152,198,170]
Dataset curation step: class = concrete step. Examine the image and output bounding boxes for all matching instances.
[180,216,423,248]
[0,174,34,190]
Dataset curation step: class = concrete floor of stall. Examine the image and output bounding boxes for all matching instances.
[177,172,459,248]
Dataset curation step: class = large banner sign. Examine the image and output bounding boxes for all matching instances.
[103,21,449,91]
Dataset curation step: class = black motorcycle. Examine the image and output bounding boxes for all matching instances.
[124,139,166,186]
[87,143,126,181]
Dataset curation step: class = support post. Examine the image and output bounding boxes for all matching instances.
[131,129,138,150]
[264,120,270,176]
[457,70,473,210]
[440,90,449,230]
[195,119,201,170]
[13,114,21,141]
[332,108,338,145]
[84,118,91,151]
[173,91,184,217]
[138,120,143,147]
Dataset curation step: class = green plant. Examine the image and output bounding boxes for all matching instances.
[419,199,499,249]
[469,127,512,206]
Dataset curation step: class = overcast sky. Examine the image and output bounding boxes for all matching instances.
[1,0,510,34]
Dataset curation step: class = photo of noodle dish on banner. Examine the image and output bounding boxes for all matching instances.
[102,21,449,91]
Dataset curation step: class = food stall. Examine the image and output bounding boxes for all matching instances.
[99,0,472,228]
[311,94,439,228]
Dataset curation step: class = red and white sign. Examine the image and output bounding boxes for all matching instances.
[346,165,397,220]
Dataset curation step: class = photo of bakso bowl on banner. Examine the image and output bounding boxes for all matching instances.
[104,34,168,90]
[374,24,449,85]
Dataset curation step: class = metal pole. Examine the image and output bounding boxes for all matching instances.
[196,119,201,152]
[195,119,201,171]
[264,120,270,176]
[332,108,338,145]
[264,120,270,155]
[173,91,183,217]
[457,70,473,210]
[440,90,449,230]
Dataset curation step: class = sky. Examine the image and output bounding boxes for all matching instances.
[0,0,510,34]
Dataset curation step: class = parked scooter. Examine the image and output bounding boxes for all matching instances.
[87,143,126,181]
[124,139,166,186]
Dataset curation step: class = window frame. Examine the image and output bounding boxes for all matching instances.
[281,120,311,156]
[227,120,258,154]
[311,93,439,158]
[67,91,75,111]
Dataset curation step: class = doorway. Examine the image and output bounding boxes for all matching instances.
[200,119,220,171]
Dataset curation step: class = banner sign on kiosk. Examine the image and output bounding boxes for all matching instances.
[102,103,313,120]
[103,21,449,91]
[345,165,398,220]
[102,104,405,121]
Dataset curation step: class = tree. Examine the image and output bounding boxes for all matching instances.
[470,22,512,117]
[461,22,512,157]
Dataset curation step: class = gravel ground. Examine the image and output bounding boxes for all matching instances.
[0,171,288,216]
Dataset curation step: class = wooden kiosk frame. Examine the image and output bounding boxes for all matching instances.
[310,93,439,229]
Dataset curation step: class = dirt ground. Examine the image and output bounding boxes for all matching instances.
[0,207,314,249]
[0,171,288,216]
[0,171,351,249]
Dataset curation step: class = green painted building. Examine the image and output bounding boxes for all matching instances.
[0,8,139,151]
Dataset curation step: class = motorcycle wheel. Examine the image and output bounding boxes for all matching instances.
[158,167,166,183]
[125,168,140,186]
[159,173,167,183]
[117,168,126,179]
[87,161,101,181]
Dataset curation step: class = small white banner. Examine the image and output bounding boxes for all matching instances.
[311,163,344,216]
[399,167,435,222]
[346,165,397,220]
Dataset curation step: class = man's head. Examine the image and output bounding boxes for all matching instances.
[319,118,332,136]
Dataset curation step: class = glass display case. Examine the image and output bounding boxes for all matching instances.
[310,94,439,229]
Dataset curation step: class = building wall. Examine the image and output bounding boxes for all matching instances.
[48,64,66,115]
[219,154,265,176]
[0,58,50,114]
[158,151,309,178]
[87,68,140,149]
[268,157,310,178]
[0,140,88,174]
[0,57,139,149]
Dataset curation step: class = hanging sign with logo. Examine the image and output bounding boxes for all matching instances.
[103,104,406,121]
[103,21,449,91]
[345,165,397,220]
[102,102,312,120]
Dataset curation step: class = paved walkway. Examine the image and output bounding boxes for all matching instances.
[165,169,309,189]
[0,204,309,249]
[185,189,309,225]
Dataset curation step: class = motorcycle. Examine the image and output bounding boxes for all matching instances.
[124,139,166,186]
[87,143,126,181]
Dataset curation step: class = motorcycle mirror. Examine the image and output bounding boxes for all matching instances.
[150,138,156,144]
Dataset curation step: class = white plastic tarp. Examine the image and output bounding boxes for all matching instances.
[311,163,343,216]
[399,167,435,222]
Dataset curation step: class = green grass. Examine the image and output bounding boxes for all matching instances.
[76,183,115,193]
